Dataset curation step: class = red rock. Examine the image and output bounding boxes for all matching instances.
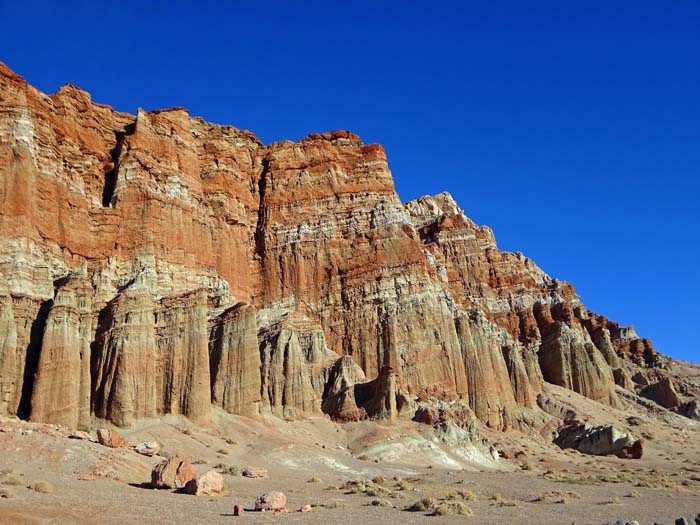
[413,406,441,426]
[96,428,124,448]
[151,456,196,489]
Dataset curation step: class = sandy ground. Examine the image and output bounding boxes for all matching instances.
[1,385,699,525]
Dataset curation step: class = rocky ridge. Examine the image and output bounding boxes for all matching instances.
[0,62,696,434]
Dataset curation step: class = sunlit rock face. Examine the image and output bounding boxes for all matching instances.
[0,62,660,429]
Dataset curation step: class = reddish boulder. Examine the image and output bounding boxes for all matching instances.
[151,456,196,489]
[242,467,268,478]
[96,428,124,448]
[413,406,440,426]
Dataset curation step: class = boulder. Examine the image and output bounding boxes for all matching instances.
[134,441,160,457]
[254,491,287,512]
[631,371,650,386]
[300,504,312,513]
[242,467,268,478]
[185,469,223,496]
[233,504,244,516]
[413,406,440,426]
[96,428,124,448]
[554,421,643,459]
[640,377,681,409]
[678,399,700,421]
[412,401,479,433]
[151,456,196,489]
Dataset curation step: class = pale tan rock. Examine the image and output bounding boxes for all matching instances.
[555,421,643,459]
[134,441,160,456]
[254,491,287,512]
[241,467,268,478]
[185,469,223,496]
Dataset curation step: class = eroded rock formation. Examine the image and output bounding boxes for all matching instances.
[0,62,670,430]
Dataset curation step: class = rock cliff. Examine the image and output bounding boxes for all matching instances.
[0,63,671,430]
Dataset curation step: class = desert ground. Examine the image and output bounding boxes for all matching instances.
[1,383,699,525]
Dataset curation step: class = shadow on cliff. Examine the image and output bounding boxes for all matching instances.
[17,299,52,419]
[102,122,135,207]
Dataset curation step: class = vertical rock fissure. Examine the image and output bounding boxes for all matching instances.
[102,121,134,207]
[18,299,52,419]
[253,158,269,258]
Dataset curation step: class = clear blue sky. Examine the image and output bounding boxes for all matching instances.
[1,1,698,363]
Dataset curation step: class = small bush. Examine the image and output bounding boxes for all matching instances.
[536,491,581,504]
[370,499,393,508]
[308,476,321,483]
[28,481,54,494]
[366,488,386,497]
[407,497,437,512]
[491,493,519,507]
[214,464,240,476]
[192,459,208,465]
[223,437,238,445]
[2,476,23,486]
[216,448,229,455]
[627,489,640,498]
[0,488,14,498]
[601,497,622,505]
[432,501,473,516]
[372,475,386,485]
[156,450,172,459]
[397,480,413,491]
[182,428,192,436]
[444,489,476,501]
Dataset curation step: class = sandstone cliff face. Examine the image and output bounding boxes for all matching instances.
[0,63,667,430]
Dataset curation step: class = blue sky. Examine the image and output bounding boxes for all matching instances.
[1,1,698,362]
